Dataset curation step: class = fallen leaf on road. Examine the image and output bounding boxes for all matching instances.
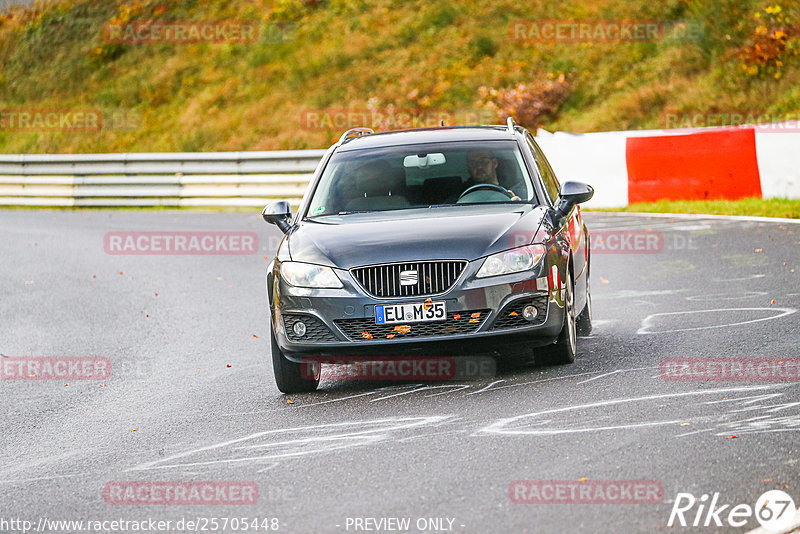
[761,478,775,482]
[131,428,138,432]
[226,364,232,368]
[252,334,258,338]
[680,423,691,426]
[725,435,738,439]
[770,299,776,305]
[600,277,610,284]
[286,399,295,404]
[579,478,588,482]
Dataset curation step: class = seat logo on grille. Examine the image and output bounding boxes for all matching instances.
[399,270,418,286]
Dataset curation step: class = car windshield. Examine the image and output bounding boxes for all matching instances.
[306,140,537,217]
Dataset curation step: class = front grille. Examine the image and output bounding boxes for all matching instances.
[335,309,490,342]
[351,260,467,298]
[282,314,339,343]
[490,294,549,330]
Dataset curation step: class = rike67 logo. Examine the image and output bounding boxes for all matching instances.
[668,490,797,530]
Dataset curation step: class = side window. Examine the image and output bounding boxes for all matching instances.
[526,134,560,203]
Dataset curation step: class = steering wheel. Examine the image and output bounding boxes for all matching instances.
[457,183,513,202]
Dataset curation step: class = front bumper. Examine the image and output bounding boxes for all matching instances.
[270,260,566,361]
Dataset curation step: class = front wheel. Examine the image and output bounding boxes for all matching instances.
[538,270,576,365]
[270,323,319,393]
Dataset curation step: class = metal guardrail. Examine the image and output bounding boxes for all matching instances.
[0,150,327,207]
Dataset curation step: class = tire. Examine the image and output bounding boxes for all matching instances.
[270,323,319,393]
[576,275,592,337]
[539,270,577,365]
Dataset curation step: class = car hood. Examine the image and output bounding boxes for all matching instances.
[287,205,549,269]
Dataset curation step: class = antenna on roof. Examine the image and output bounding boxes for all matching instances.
[506,116,516,133]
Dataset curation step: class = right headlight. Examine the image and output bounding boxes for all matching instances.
[476,244,546,279]
[280,261,343,288]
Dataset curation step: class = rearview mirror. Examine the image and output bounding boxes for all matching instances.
[262,200,292,234]
[555,181,594,217]
[403,153,446,168]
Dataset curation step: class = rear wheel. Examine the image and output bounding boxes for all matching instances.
[576,276,592,336]
[539,270,576,365]
[270,324,319,393]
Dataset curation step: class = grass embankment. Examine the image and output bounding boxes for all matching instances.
[595,197,800,218]
[0,0,798,153]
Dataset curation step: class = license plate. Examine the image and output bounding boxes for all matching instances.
[375,301,446,325]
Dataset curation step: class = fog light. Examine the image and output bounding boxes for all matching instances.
[293,321,307,337]
[522,305,538,322]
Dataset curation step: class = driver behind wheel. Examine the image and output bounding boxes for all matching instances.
[448,150,522,202]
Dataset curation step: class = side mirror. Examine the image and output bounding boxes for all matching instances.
[555,181,594,217]
[262,200,292,234]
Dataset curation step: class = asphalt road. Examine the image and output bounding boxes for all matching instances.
[1,210,799,534]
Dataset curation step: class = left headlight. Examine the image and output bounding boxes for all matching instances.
[476,244,546,279]
[280,261,343,288]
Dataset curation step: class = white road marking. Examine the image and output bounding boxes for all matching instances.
[577,370,621,384]
[713,274,766,282]
[370,386,434,401]
[424,384,472,397]
[128,416,453,471]
[466,380,506,395]
[686,291,769,301]
[296,391,378,408]
[637,307,797,334]
[479,385,783,436]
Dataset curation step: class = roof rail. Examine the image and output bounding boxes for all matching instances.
[506,116,516,133]
[338,127,374,145]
